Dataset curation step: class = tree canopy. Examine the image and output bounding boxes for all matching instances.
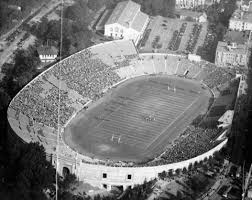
[0,142,55,200]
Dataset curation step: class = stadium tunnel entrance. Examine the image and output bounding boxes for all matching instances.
[62,166,70,178]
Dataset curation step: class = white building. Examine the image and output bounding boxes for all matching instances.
[215,41,250,68]
[229,5,252,31]
[176,0,220,9]
[237,0,252,12]
[37,46,58,63]
[104,0,149,45]
[176,10,207,22]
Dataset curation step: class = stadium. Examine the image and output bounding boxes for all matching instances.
[7,39,239,190]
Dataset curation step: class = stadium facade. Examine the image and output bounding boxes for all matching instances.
[7,40,239,190]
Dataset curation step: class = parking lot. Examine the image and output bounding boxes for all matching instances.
[139,16,208,55]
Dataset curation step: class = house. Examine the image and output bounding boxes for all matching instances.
[37,46,58,63]
[229,8,252,31]
[215,41,250,68]
[199,13,207,23]
[104,0,149,45]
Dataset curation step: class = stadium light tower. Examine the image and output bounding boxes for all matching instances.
[56,0,64,200]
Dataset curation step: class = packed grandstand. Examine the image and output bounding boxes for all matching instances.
[7,39,238,168]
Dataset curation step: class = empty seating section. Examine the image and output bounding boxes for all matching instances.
[153,55,166,74]
[140,55,156,74]
[165,56,180,74]
[186,62,202,78]
[8,40,236,165]
[176,59,189,76]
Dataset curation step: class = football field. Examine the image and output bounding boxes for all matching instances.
[64,75,212,162]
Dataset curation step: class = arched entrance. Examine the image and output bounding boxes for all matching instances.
[62,166,70,178]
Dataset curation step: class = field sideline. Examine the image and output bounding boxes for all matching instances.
[64,75,212,162]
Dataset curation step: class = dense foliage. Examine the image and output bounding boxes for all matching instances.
[198,0,237,62]
[25,0,93,57]
[0,142,55,200]
[0,0,48,34]
[87,0,176,17]
[1,47,40,96]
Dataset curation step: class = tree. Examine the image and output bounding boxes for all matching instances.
[12,49,39,76]
[3,142,55,200]
[87,0,104,11]
[194,161,199,168]
[0,88,10,110]
[168,169,173,177]
[162,0,175,17]
[59,173,77,191]
[175,168,181,176]
[182,167,187,174]
[158,171,167,180]
[188,163,193,171]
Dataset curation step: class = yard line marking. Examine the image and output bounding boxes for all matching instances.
[92,104,123,130]
[144,96,200,150]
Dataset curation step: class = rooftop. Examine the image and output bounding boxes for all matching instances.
[224,30,250,44]
[176,9,204,18]
[131,11,149,32]
[105,0,141,28]
[231,10,252,23]
[216,41,248,54]
[37,46,58,55]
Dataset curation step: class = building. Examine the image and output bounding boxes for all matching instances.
[229,7,252,31]
[176,10,207,22]
[104,0,149,45]
[37,46,58,63]
[237,0,252,12]
[176,0,220,9]
[215,41,250,68]
[8,5,22,11]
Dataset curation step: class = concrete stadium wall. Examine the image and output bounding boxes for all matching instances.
[72,139,227,190]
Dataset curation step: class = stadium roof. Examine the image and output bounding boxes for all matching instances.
[105,0,148,32]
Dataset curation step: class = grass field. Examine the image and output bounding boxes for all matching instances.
[64,75,212,162]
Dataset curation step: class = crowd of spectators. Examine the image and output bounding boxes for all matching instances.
[49,49,121,100]
[10,81,76,129]
[202,66,236,89]
[148,127,222,166]
[10,47,122,130]
[78,125,224,168]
